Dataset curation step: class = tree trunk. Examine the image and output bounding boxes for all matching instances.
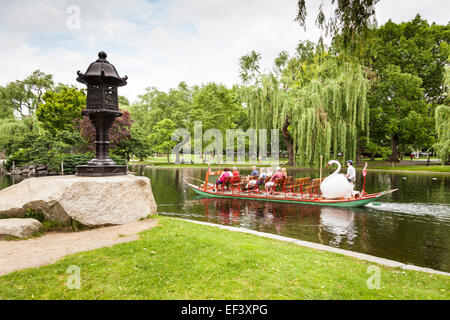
[282,116,294,166]
[167,151,170,164]
[389,135,399,163]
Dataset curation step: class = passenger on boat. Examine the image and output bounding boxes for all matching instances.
[232,167,240,176]
[256,168,267,187]
[265,167,286,194]
[243,165,259,185]
[214,168,231,192]
[266,167,273,178]
[245,178,258,190]
[281,167,287,177]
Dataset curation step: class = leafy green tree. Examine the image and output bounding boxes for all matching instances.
[240,41,370,167]
[36,85,86,134]
[433,105,450,164]
[295,0,379,55]
[3,129,85,171]
[433,64,450,164]
[131,82,192,132]
[129,82,246,162]
[370,65,433,162]
[0,118,32,156]
[113,135,151,162]
[118,96,130,109]
[239,41,318,165]
[191,83,244,132]
[148,119,178,163]
[0,92,14,119]
[0,70,53,119]
[369,15,450,105]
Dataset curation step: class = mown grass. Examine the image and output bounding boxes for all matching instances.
[0,217,448,300]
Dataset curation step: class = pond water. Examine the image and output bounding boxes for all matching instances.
[1,167,449,272]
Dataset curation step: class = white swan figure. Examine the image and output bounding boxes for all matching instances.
[320,160,353,199]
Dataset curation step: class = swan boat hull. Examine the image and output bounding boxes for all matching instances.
[186,182,397,208]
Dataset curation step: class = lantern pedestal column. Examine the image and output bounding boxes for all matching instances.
[76,110,127,176]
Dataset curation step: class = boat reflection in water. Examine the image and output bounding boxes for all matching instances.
[319,208,356,246]
[188,196,358,248]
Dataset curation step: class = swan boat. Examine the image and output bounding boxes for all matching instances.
[184,163,397,208]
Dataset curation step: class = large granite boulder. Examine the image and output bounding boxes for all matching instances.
[0,175,157,227]
[0,218,43,239]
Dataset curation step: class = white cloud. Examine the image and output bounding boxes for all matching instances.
[0,0,448,103]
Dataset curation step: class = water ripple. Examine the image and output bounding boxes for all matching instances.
[366,202,450,222]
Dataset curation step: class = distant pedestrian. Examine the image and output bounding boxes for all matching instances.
[410,153,414,161]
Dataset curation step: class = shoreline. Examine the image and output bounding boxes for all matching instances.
[361,168,450,175]
[129,162,449,175]
[178,219,450,277]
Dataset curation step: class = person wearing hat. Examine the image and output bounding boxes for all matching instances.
[345,160,356,186]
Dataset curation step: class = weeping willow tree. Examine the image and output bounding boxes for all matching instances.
[289,60,369,166]
[0,118,32,156]
[245,55,370,167]
[434,105,450,164]
[433,64,450,164]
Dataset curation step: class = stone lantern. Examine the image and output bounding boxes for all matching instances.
[75,51,128,176]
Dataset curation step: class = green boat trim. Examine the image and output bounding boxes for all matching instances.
[185,181,397,208]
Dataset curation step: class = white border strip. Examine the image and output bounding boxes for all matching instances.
[177,218,450,277]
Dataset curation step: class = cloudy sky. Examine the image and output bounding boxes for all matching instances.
[0,0,448,102]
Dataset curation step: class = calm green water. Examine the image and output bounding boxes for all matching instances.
[1,167,449,272]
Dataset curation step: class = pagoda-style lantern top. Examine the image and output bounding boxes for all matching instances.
[76,51,128,116]
[75,51,128,177]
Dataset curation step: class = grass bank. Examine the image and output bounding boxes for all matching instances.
[0,217,448,300]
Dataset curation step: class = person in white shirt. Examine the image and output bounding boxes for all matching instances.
[345,160,356,187]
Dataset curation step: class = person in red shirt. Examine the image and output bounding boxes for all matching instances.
[214,168,231,192]
[265,167,285,194]
[232,166,240,176]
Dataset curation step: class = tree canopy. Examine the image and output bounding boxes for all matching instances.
[36,85,86,134]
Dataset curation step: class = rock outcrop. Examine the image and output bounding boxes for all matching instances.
[0,175,157,227]
[0,218,43,239]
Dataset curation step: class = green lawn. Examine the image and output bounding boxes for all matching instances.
[0,217,448,300]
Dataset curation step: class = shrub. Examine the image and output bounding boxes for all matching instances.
[5,151,126,174]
